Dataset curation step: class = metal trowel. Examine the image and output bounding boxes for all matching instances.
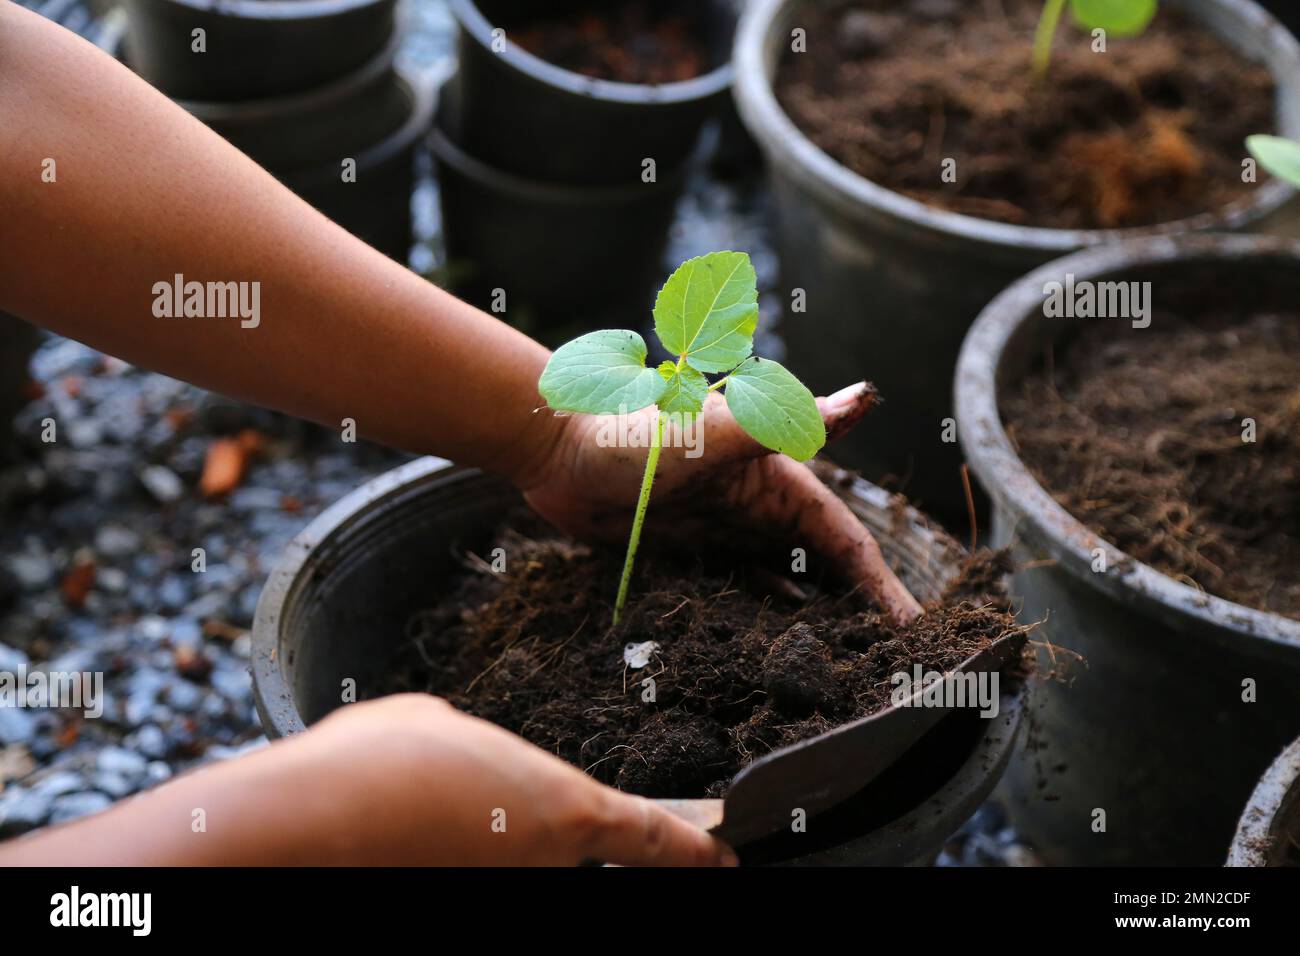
[658,629,1027,849]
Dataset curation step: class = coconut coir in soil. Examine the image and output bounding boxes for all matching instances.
[776,0,1274,229]
[506,2,712,85]
[379,526,1019,798]
[1003,305,1300,618]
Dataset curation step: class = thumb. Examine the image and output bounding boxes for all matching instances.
[583,792,739,867]
[699,380,879,464]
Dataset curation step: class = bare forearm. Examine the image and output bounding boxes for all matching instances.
[0,4,560,482]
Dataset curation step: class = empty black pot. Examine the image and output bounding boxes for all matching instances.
[283,69,435,262]
[430,98,687,334]
[446,0,736,186]
[122,0,398,102]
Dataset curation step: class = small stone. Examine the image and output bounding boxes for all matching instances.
[6,550,54,591]
[136,615,169,643]
[0,787,53,833]
[0,708,37,746]
[0,644,29,673]
[66,419,104,449]
[48,790,112,824]
[96,568,129,594]
[169,616,203,649]
[94,525,141,559]
[96,746,148,780]
[210,665,251,703]
[138,465,183,503]
[91,770,134,799]
[157,576,189,612]
[129,724,168,760]
[229,487,283,512]
[165,678,203,713]
[32,771,86,799]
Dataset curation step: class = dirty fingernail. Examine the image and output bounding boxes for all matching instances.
[824,381,868,414]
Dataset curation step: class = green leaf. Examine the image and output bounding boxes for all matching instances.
[538,330,666,415]
[724,357,825,462]
[1070,0,1157,36]
[656,361,708,417]
[1247,134,1300,190]
[652,251,758,374]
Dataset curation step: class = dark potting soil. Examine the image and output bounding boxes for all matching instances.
[775,0,1274,229]
[506,2,712,85]
[378,526,1020,798]
[1003,308,1300,618]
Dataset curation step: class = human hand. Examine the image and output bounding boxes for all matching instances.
[0,694,737,867]
[520,381,923,624]
[291,695,739,866]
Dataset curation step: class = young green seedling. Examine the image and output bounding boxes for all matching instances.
[538,251,825,625]
[1246,134,1300,189]
[1033,0,1157,78]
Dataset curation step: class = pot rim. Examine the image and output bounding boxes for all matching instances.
[251,456,1028,854]
[447,0,734,106]
[126,0,394,23]
[283,65,436,187]
[175,29,403,122]
[733,0,1299,252]
[1227,735,1300,865]
[955,232,1300,653]
[428,122,690,204]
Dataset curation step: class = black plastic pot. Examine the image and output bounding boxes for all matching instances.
[122,0,398,102]
[251,457,1028,865]
[733,0,1300,521]
[0,313,39,463]
[177,35,407,175]
[430,93,687,336]
[281,68,433,262]
[1227,736,1300,866]
[446,0,736,185]
[955,234,1300,866]
[102,19,430,264]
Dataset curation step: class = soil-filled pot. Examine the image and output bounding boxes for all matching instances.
[956,234,1300,866]
[733,0,1300,521]
[122,0,397,102]
[1227,736,1300,866]
[430,109,687,336]
[251,457,1028,865]
[446,0,736,185]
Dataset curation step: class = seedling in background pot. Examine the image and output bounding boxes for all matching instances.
[1246,134,1300,189]
[538,251,825,625]
[1033,0,1158,78]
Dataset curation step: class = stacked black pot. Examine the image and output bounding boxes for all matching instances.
[121,0,433,260]
[433,0,739,336]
